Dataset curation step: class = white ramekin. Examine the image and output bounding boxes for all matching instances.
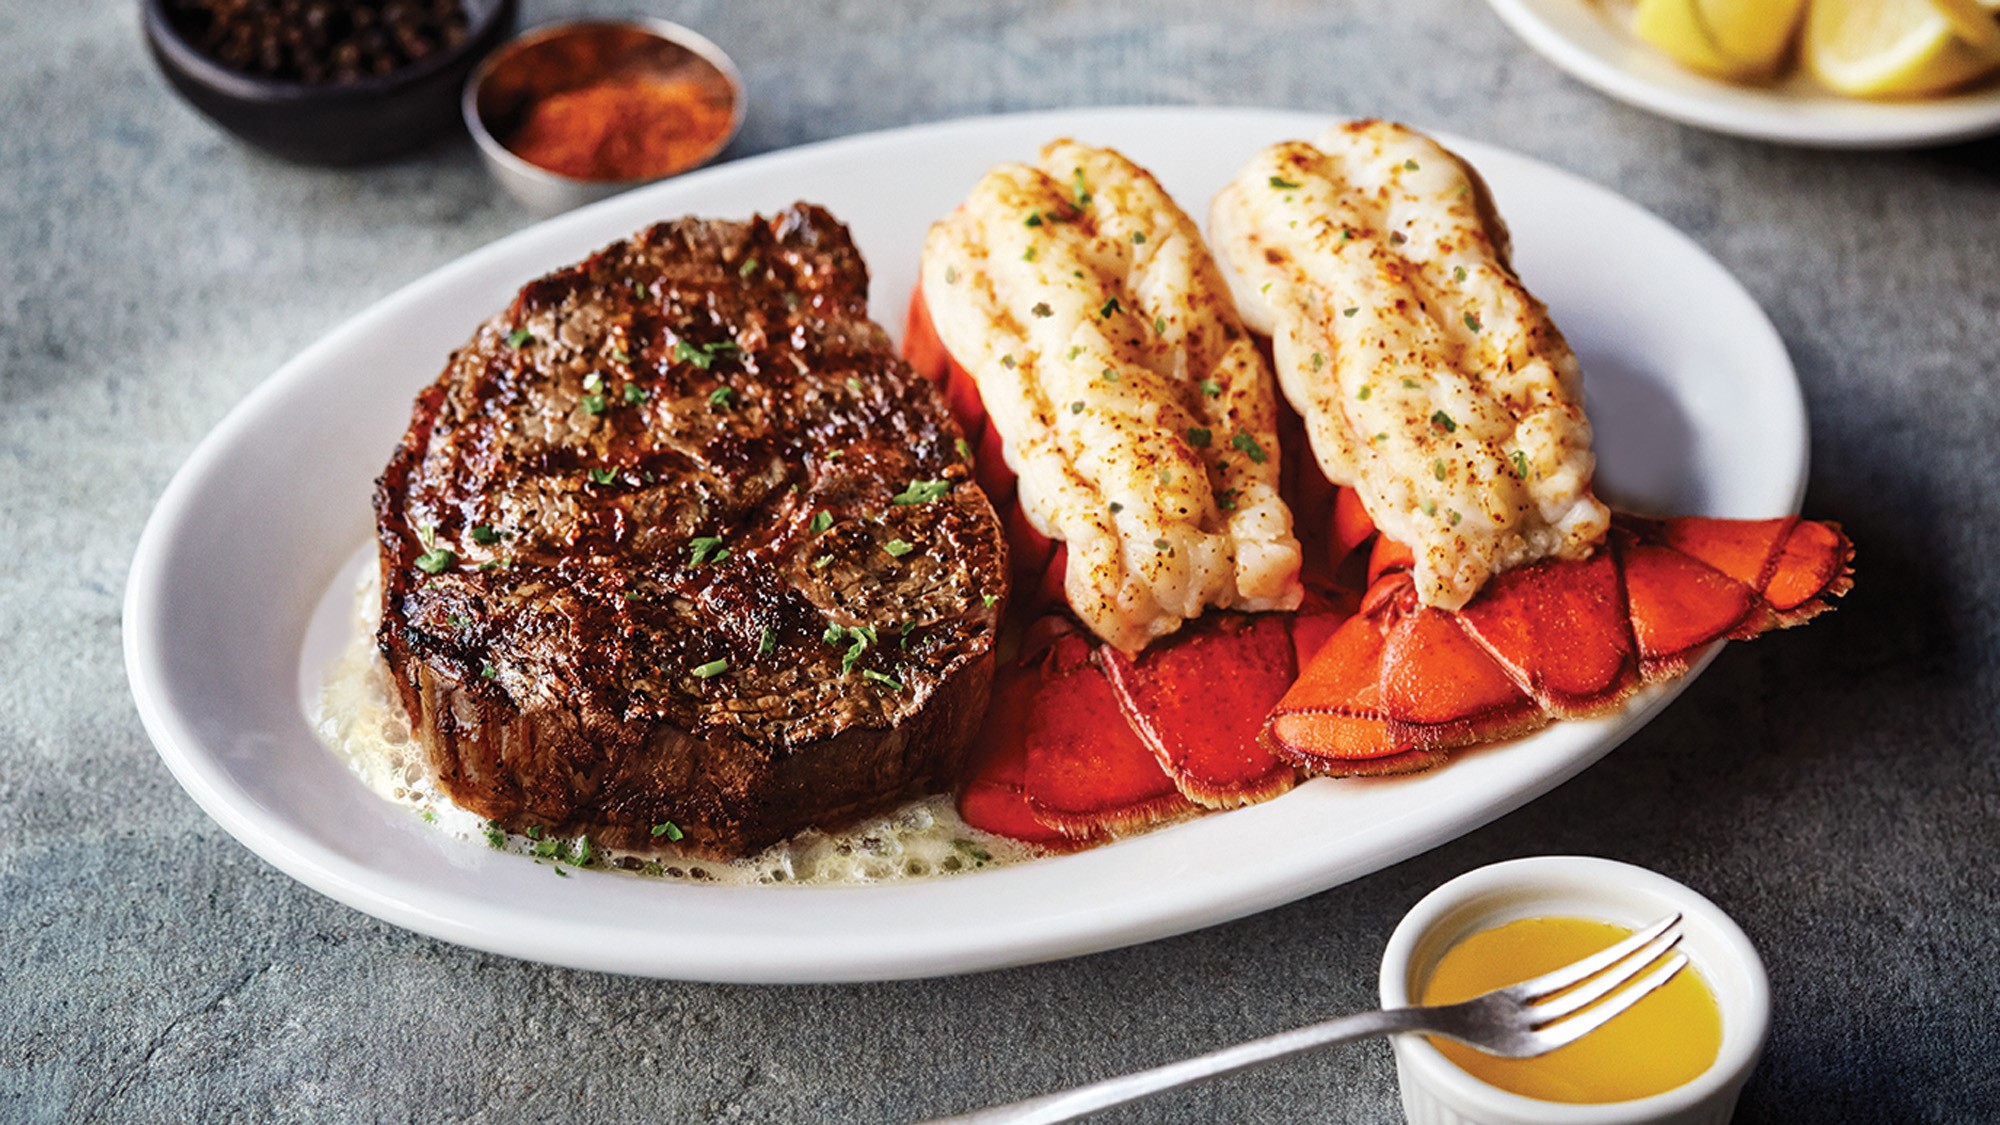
[1379,856,1770,1125]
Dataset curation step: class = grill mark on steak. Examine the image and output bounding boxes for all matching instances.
[374,204,1007,858]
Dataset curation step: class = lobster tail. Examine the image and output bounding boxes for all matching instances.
[1266,512,1855,772]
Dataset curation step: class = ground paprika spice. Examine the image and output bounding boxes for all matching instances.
[504,76,734,181]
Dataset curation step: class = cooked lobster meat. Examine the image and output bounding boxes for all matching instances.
[909,126,1852,849]
[919,139,1302,654]
[1211,119,1611,611]
[374,204,1006,859]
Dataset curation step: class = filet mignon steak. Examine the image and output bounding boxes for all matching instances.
[374,204,1007,858]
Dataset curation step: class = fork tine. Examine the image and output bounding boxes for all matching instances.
[1531,953,1689,1054]
[1528,929,1684,1024]
[1511,912,1681,1000]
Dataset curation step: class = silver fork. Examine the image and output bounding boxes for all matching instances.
[922,913,1687,1125]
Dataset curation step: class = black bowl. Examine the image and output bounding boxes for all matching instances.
[141,0,519,166]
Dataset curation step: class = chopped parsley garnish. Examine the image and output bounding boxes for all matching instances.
[759,627,775,657]
[470,524,501,545]
[1433,459,1448,481]
[1068,346,1083,360]
[583,372,604,393]
[1431,410,1457,433]
[692,658,729,678]
[883,538,914,558]
[479,662,496,680]
[1031,302,1053,318]
[687,536,727,566]
[1200,379,1222,397]
[1131,231,1146,244]
[1357,384,1372,401]
[1153,538,1170,551]
[1154,315,1167,336]
[505,327,533,349]
[1311,351,1325,370]
[981,593,998,607]
[414,524,455,574]
[1404,158,1420,171]
[1373,432,1389,444]
[809,510,833,534]
[1022,246,1038,262]
[449,614,469,629]
[1072,167,1092,208]
[1216,488,1239,511]
[675,338,739,370]
[1511,450,1531,480]
[1402,377,1421,389]
[1231,433,1268,464]
[1454,266,1468,283]
[1098,297,1121,318]
[623,383,647,404]
[955,437,973,460]
[1343,307,1359,318]
[1448,509,1462,526]
[893,479,952,505]
[581,393,607,415]
[588,467,617,485]
[1069,400,1084,415]
[739,257,760,280]
[847,376,864,393]
[1024,210,1044,228]
[707,386,735,409]
[1463,312,1482,333]
[484,822,506,849]
[651,821,685,841]
[1102,368,1119,382]
[824,623,878,673]
[1269,175,1302,189]
[861,669,904,692]
[1186,427,1212,448]
[813,555,833,569]
[1000,355,1016,369]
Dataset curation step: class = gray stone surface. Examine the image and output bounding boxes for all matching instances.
[3,0,1997,1121]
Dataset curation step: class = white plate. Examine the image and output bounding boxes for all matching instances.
[124,107,1806,983]
[1487,0,2000,148]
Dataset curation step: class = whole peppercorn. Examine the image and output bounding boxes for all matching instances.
[166,0,470,84]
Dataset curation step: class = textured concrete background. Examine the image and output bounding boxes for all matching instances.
[4,0,1998,1121]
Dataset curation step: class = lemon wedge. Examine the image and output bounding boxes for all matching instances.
[1805,0,2000,97]
[1633,0,1807,79]
[1928,0,2000,51]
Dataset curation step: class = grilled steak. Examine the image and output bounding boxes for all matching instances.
[374,204,1006,858]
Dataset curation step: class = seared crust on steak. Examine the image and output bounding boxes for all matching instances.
[374,204,1007,858]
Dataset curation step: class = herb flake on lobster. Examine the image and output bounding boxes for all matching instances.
[912,127,1853,848]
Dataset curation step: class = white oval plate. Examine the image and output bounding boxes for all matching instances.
[124,107,1806,983]
[1487,0,2000,148]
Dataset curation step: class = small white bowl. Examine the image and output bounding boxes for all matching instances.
[1379,856,1770,1125]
